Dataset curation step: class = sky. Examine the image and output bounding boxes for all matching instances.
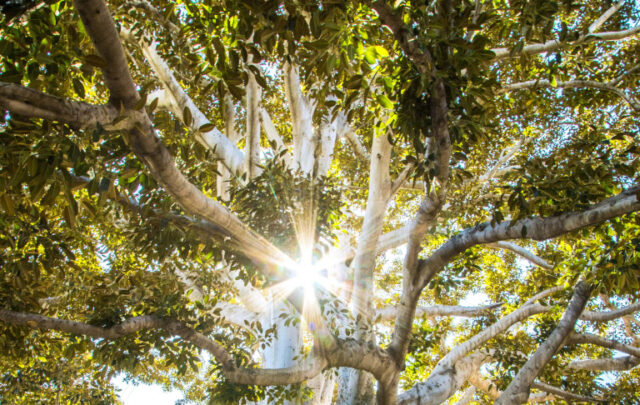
[113,376,186,405]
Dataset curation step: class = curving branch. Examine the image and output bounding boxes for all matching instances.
[501,79,640,111]
[416,186,640,288]
[399,298,555,405]
[377,302,503,322]
[440,303,548,369]
[496,282,592,405]
[488,241,553,270]
[388,78,452,375]
[588,0,625,33]
[0,82,131,130]
[491,25,640,60]
[0,309,233,368]
[531,381,605,403]
[73,0,292,273]
[398,352,489,405]
[581,301,640,322]
[567,355,640,371]
[67,174,228,241]
[523,286,564,306]
[568,332,640,358]
[0,309,329,386]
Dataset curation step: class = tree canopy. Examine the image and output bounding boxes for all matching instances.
[1,0,639,404]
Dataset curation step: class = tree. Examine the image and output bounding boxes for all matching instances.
[0,0,639,403]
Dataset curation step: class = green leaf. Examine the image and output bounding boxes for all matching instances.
[364,47,377,64]
[376,94,393,109]
[133,93,147,110]
[183,106,192,127]
[72,78,85,99]
[199,123,216,132]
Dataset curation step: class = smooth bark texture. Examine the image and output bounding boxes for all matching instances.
[0,309,331,386]
[340,130,392,405]
[0,82,127,130]
[377,303,503,322]
[501,79,640,111]
[71,0,293,276]
[284,63,315,174]
[567,356,640,371]
[134,37,246,175]
[531,381,605,403]
[416,186,640,288]
[244,69,262,179]
[488,241,553,269]
[496,282,591,405]
[491,26,640,59]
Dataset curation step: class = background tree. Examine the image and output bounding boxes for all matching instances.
[1,0,640,404]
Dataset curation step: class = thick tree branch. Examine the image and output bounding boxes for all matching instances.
[491,26,640,60]
[581,301,640,322]
[73,0,292,274]
[0,309,329,386]
[567,355,640,371]
[0,82,131,130]
[350,129,392,322]
[442,303,548,369]
[244,67,262,179]
[416,186,640,288]
[128,34,246,175]
[496,282,592,405]
[369,0,434,74]
[388,78,451,372]
[340,124,393,404]
[316,112,342,177]
[568,332,640,358]
[398,352,490,405]
[217,93,237,200]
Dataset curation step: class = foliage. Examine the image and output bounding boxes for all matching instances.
[1,0,640,403]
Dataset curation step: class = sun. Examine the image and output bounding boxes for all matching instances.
[290,255,325,292]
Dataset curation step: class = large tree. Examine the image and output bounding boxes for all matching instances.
[1,0,639,403]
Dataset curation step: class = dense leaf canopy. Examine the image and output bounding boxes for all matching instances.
[1,0,639,404]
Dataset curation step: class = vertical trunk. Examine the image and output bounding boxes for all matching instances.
[339,132,392,404]
[245,70,262,179]
[284,63,315,174]
[315,118,338,177]
[217,94,237,200]
[262,300,303,405]
[260,64,316,403]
